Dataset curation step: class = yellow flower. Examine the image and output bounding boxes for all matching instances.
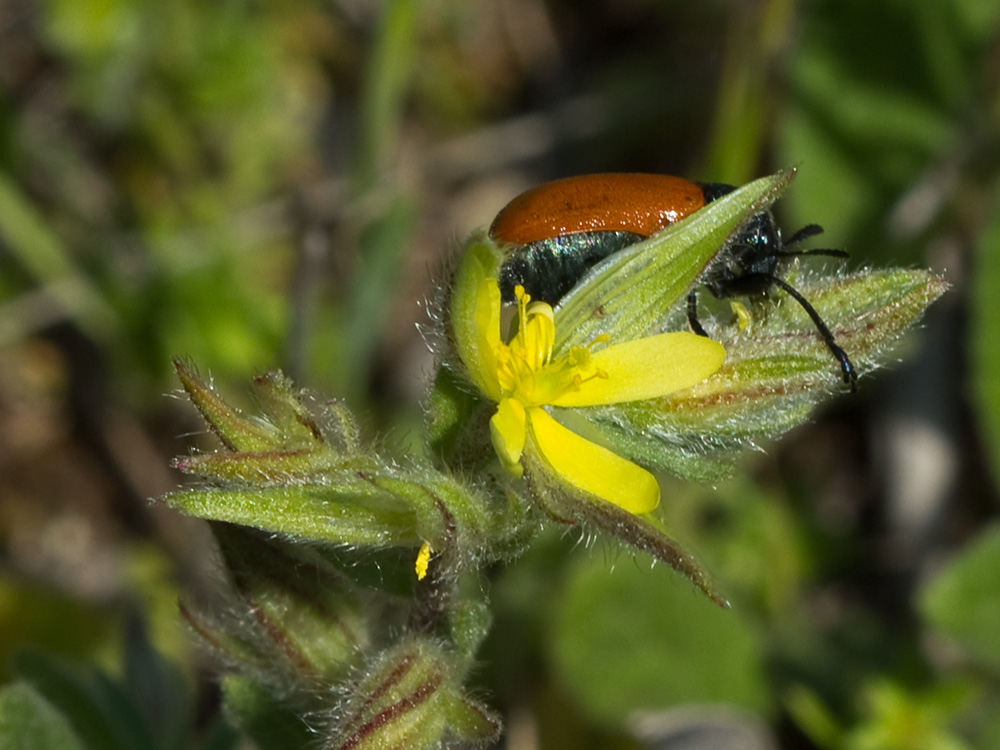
[460,255,725,514]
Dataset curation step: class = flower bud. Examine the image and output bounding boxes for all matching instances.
[165,363,518,580]
[325,637,499,750]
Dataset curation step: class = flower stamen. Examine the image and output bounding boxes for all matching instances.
[494,287,613,407]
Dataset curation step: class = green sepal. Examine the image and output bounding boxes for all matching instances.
[188,525,376,684]
[438,691,504,746]
[174,358,280,452]
[180,603,284,685]
[221,675,317,750]
[166,367,517,570]
[554,170,795,351]
[326,637,500,750]
[448,599,493,660]
[521,430,727,607]
[425,364,494,471]
[246,371,327,447]
[443,237,504,398]
[165,464,504,560]
[173,360,360,455]
[584,267,948,480]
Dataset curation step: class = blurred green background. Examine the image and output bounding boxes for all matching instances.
[1,0,999,748]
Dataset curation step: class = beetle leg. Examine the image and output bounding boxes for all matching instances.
[768,275,858,391]
[687,290,709,337]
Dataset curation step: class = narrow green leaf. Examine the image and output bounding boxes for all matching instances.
[173,449,367,484]
[164,484,420,547]
[354,0,417,188]
[0,172,118,343]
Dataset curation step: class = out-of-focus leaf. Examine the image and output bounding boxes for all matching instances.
[970,188,1000,493]
[354,0,418,188]
[0,173,117,343]
[13,650,145,750]
[0,580,117,681]
[337,198,417,399]
[919,523,1000,670]
[0,682,86,750]
[549,554,768,726]
[776,0,994,258]
[845,681,972,750]
[222,675,316,750]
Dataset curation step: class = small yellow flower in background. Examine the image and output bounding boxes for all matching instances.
[465,271,725,515]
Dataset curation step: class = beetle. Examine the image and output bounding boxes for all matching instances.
[488,173,857,390]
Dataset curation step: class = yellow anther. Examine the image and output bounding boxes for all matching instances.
[415,542,432,580]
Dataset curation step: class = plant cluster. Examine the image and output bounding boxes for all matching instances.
[156,173,944,748]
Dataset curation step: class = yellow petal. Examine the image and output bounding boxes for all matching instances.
[490,398,527,476]
[528,407,659,514]
[551,331,724,407]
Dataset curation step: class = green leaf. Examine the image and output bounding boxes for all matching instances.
[919,523,1000,670]
[165,482,421,546]
[166,366,518,571]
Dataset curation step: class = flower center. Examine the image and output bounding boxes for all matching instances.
[495,286,608,406]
